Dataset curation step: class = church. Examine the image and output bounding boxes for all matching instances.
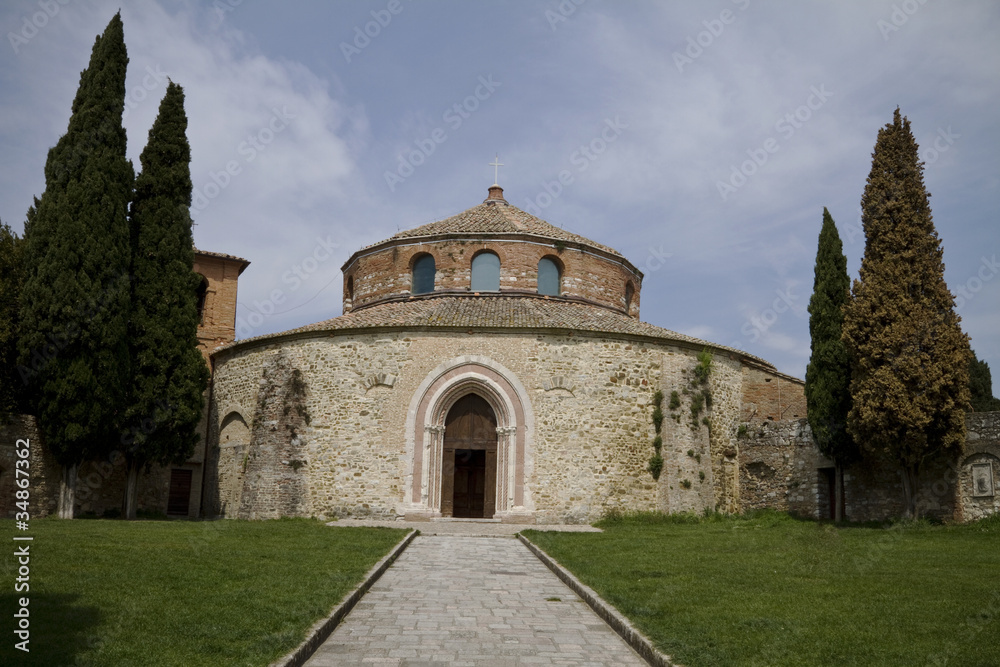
[201,183,813,523]
[4,184,997,523]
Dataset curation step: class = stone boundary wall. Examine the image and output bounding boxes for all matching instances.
[739,412,1000,522]
[959,412,1000,521]
[737,419,832,517]
[0,415,173,518]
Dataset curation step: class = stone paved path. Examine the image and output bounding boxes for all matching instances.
[329,519,602,537]
[305,535,647,666]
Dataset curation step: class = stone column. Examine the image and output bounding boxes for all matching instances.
[422,424,445,512]
[496,426,517,514]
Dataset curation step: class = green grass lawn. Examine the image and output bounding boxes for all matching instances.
[524,511,1000,667]
[1,518,408,666]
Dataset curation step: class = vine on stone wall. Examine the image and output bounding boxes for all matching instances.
[648,389,664,480]
[662,350,715,492]
[670,349,714,432]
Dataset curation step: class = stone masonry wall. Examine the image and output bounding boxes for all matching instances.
[207,329,750,523]
[958,412,1000,521]
[738,419,833,518]
[344,237,642,318]
[236,351,311,519]
[0,415,172,518]
[739,413,1000,522]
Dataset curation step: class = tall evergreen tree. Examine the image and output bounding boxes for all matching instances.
[842,109,971,518]
[124,82,209,519]
[969,351,1000,412]
[805,207,858,521]
[0,219,27,421]
[18,13,133,518]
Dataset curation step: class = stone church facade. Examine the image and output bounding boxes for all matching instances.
[195,186,999,524]
[2,186,997,522]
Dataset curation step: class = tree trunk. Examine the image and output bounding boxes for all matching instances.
[900,466,919,519]
[834,461,845,523]
[123,459,140,520]
[58,463,78,519]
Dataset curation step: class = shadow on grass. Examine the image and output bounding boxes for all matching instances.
[0,593,104,665]
[77,508,171,520]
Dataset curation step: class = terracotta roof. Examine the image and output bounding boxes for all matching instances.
[194,248,251,271]
[215,294,774,369]
[387,197,623,258]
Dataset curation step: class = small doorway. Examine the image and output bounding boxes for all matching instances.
[818,468,836,520]
[441,394,497,518]
[167,469,193,516]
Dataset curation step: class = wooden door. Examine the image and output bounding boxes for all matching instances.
[167,469,193,516]
[442,395,497,518]
[819,468,836,520]
[453,450,486,517]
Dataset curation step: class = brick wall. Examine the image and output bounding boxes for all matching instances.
[343,236,642,318]
[193,252,245,360]
[740,365,807,422]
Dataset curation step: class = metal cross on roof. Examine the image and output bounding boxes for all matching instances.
[489,154,504,186]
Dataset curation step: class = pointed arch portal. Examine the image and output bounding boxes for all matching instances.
[404,355,534,522]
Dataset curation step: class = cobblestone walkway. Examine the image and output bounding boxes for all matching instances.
[305,535,647,666]
[329,519,601,537]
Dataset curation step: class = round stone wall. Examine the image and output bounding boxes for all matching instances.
[206,328,744,523]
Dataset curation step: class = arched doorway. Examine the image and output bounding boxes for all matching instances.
[404,355,535,522]
[442,394,497,518]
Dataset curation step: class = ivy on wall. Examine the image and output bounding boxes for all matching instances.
[648,389,664,480]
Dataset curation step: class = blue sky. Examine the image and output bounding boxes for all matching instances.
[2,0,998,394]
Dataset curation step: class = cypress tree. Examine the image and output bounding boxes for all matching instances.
[0,219,26,421]
[805,207,858,521]
[969,351,1000,412]
[18,13,133,518]
[123,81,209,519]
[842,109,971,518]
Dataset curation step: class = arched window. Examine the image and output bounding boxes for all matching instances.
[470,252,500,292]
[625,281,635,313]
[412,254,435,294]
[537,257,560,296]
[346,276,354,303]
[195,275,208,324]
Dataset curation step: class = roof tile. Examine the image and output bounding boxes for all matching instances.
[218,294,772,368]
[390,199,623,257]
